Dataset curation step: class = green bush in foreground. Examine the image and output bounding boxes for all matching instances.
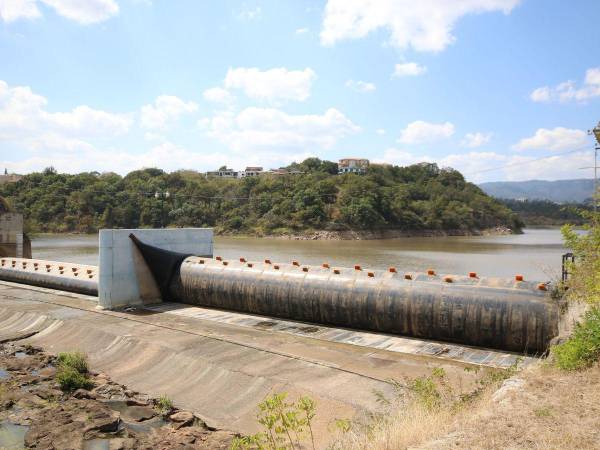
[552,307,600,371]
[56,365,94,392]
[56,351,93,392]
[57,351,89,374]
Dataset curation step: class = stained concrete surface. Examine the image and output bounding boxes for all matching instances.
[0,281,488,447]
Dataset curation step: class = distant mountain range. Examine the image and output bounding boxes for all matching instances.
[479,179,594,203]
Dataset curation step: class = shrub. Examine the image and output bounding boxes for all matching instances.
[55,351,93,392]
[231,392,317,450]
[157,394,173,413]
[56,366,93,392]
[552,307,600,370]
[57,351,89,374]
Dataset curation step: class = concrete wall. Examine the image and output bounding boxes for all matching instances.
[0,213,30,258]
[98,228,212,309]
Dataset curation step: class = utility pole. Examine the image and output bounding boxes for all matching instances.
[589,122,600,212]
[154,191,171,228]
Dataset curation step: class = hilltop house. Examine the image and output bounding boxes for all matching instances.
[238,167,263,177]
[206,167,237,178]
[338,158,369,174]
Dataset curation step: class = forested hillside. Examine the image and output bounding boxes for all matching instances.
[479,179,593,203]
[499,199,589,226]
[0,160,522,235]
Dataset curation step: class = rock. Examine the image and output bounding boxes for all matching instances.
[492,377,525,404]
[125,398,149,407]
[73,389,97,400]
[123,405,156,422]
[169,410,194,429]
[107,437,137,450]
[92,383,126,399]
[37,366,57,379]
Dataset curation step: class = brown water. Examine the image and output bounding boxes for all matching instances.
[30,229,567,281]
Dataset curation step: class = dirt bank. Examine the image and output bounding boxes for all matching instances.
[415,363,600,449]
[0,343,235,449]
[219,226,517,241]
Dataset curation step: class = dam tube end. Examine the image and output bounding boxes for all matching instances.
[128,233,192,301]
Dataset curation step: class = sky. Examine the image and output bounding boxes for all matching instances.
[0,0,599,183]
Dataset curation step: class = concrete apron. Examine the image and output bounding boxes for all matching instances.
[0,281,513,448]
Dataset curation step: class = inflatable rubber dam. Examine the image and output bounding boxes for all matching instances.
[129,236,559,354]
[0,235,560,354]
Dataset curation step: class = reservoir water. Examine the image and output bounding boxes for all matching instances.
[30,228,567,281]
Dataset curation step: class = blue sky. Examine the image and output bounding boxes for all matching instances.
[0,0,599,182]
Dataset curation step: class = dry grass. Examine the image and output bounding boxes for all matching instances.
[330,400,456,450]
[420,363,600,450]
[330,362,600,450]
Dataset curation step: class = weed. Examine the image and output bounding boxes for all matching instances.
[534,407,553,417]
[157,394,173,413]
[552,306,600,370]
[333,418,351,433]
[55,351,93,392]
[56,366,93,392]
[408,367,452,410]
[57,351,89,374]
[231,392,317,450]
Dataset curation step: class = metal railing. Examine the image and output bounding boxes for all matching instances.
[562,252,575,283]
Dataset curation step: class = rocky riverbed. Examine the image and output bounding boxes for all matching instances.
[0,343,235,449]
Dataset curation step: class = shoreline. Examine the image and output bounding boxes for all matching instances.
[29,226,520,241]
[216,226,518,241]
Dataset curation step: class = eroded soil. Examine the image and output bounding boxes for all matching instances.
[0,343,236,449]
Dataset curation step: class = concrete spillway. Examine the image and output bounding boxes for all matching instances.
[133,236,560,354]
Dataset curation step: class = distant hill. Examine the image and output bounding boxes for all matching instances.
[479,179,594,203]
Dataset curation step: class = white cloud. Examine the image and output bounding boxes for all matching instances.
[513,127,587,152]
[202,87,235,105]
[0,0,41,22]
[41,0,118,24]
[224,67,316,103]
[0,80,132,150]
[47,105,131,136]
[461,131,492,148]
[398,120,455,144]
[345,79,376,93]
[376,128,386,135]
[295,27,309,34]
[530,86,551,103]
[2,140,316,175]
[530,67,600,103]
[379,148,433,166]
[320,0,520,52]
[203,107,360,152]
[0,0,118,24]
[237,5,261,21]
[140,95,198,129]
[393,62,427,77]
[378,148,594,182]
